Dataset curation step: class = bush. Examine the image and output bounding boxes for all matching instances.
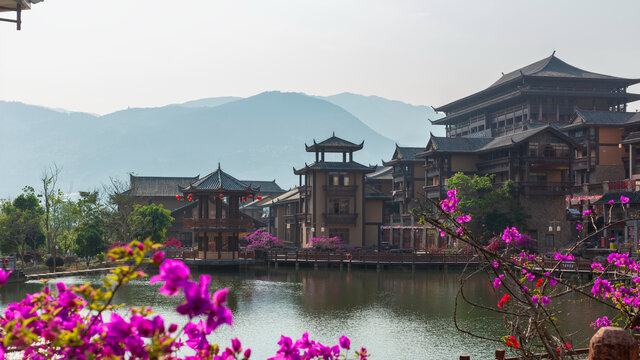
[45,257,64,268]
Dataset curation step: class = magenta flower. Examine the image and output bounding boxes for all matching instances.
[501,227,522,244]
[456,215,471,223]
[608,199,615,205]
[150,259,190,296]
[295,332,315,349]
[621,195,630,204]
[231,338,242,353]
[152,251,165,264]
[540,296,550,305]
[583,209,592,216]
[576,224,582,230]
[554,253,575,262]
[0,269,13,285]
[176,275,213,318]
[590,316,611,329]
[493,278,502,288]
[339,335,351,350]
[492,262,499,268]
[591,263,604,272]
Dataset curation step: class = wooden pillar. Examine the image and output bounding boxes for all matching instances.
[629,143,633,180]
[203,233,208,260]
[216,197,222,219]
[204,195,209,219]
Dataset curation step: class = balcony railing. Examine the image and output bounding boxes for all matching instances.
[183,218,254,229]
[284,213,310,224]
[423,185,443,199]
[520,181,572,195]
[322,185,357,196]
[323,213,358,224]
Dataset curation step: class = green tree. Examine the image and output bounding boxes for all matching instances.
[447,172,527,242]
[0,187,45,268]
[75,218,106,265]
[128,204,173,243]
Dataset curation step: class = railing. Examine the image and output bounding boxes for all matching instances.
[182,218,255,229]
[322,185,357,196]
[387,214,420,225]
[423,185,443,199]
[267,249,477,265]
[520,181,572,195]
[178,248,255,261]
[322,213,358,224]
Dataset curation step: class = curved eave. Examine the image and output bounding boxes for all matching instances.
[305,141,365,153]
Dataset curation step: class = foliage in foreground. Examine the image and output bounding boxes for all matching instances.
[422,189,638,359]
[0,239,368,360]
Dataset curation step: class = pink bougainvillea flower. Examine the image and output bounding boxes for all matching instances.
[0,269,13,285]
[576,224,582,230]
[493,278,502,288]
[152,251,165,264]
[150,259,190,296]
[583,209,592,216]
[339,335,351,350]
[608,199,615,205]
[177,275,213,318]
[456,215,471,223]
[502,227,521,244]
[621,195,630,204]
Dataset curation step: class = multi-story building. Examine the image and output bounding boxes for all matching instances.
[424,53,640,249]
[293,133,385,248]
[382,145,426,214]
[432,53,640,139]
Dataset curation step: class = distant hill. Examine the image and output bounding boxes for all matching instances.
[318,92,444,146]
[177,97,242,108]
[0,92,396,197]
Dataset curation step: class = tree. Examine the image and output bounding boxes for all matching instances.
[446,172,527,242]
[0,187,45,269]
[41,164,62,272]
[103,177,136,243]
[75,218,106,265]
[128,204,173,243]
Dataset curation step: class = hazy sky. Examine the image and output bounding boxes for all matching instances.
[1,0,639,114]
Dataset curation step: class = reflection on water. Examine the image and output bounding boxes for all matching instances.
[0,267,606,359]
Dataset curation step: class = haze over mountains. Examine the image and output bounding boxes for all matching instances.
[0,92,442,198]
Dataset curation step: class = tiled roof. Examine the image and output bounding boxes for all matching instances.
[239,180,285,194]
[183,165,256,192]
[478,125,579,152]
[128,175,199,197]
[364,185,391,200]
[263,188,300,206]
[622,131,640,145]
[426,136,492,153]
[565,110,640,128]
[366,166,393,181]
[294,161,375,175]
[593,191,640,205]
[395,146,424,160]
[305,132,364,152]
[489,54,631,89]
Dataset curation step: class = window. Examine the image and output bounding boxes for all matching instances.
[329,173,351,186]
[528,172,547,182]
[329,199,350,214]
[545,234,554,248]
[529,142,539,156]
[329,228,349,242]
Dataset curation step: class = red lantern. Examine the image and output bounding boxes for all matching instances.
[248,194,253,199]
[187,194,193,201]
[257,196,262,200]
[176,195,182,200]
[242,197,246,201]
[218,194,224,199]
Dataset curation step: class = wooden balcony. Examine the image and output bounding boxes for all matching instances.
[183,218,254,230]
[323,213,358,224]
[520,181,572,195]
[284,213,310,224]
[322,185,357,196]
[423,185,443,199]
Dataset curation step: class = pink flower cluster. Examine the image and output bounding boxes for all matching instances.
[308,236,343,250]
[244,229,283,251]
[501,227,522,244]
[0,241,366,360]
[440,189,459,213]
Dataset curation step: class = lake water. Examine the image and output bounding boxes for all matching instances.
[0,266,605,359]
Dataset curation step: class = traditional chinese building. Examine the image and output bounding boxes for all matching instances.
[382,145,426,214]
[423,53,640,249]
[293,133,382,247]
[179,165,260,260]
[433,53,640,139]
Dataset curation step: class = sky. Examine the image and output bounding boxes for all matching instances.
[0,0,639,114]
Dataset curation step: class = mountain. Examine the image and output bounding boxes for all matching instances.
[0,92,396,198]
[318,92,444,146]
[177,97,242,108]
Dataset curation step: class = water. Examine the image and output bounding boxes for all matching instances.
[0,267,605,359]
